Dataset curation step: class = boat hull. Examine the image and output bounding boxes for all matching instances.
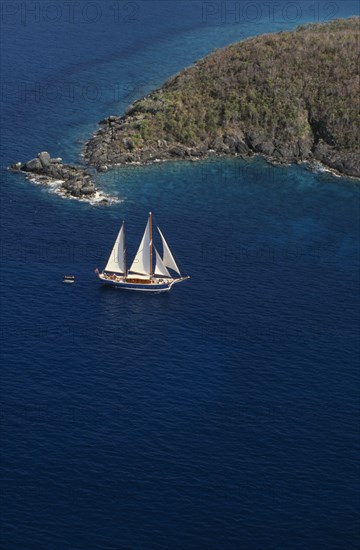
[102,279,172,292]
[97,273,189,292]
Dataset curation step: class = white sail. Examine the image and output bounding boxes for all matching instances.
[129,219,151,275]
[154,248,171,278]
[157,226,181,276]
[105,223,125,274]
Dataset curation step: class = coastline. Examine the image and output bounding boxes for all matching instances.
[10,17,360,201]
[83,124,360,183]
[83,18,359,182]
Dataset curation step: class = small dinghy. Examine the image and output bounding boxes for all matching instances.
[63,275,75,284]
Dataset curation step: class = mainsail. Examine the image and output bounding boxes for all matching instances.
[154,248,171,277]
[129,218,151,275]
[157,226,181,275]
[104,223,125,274]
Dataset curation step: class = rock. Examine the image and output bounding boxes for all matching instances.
[196,145,209,156]
[13,151,100,200]
[235,141,249,155]
[297,139,312,158]
[313,141,360,178]
[169,147,186,158]
[98,165,108,172]
[122,137,134,151]
[38,151,50,168]
[23,158,42,172]
[137,150,155,162]
[255,141,275,156]
[245,132,275,156]
[122,153,136,163]
[223,135,238,153]
[81,185,96,195]
[92,151,108,165]
[209,136,229,152]
[47,166,62,179]
[313,140,329,161]
[273,142,293,160]
[100,115,119,126]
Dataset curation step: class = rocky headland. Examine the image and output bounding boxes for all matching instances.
[10,17,359,200]
[84,18,359,179]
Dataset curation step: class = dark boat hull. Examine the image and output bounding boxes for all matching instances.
[98,273,189,292]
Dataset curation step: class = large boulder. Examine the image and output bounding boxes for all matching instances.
[23,158,42,172]
[255,141,275,156]
[81,184,96,195]
[273,141,294,161]
[236,141,250,155]
[38,151,50,168]
[245,132,275,156]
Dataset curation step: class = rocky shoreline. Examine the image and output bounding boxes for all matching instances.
[84,115,253,170]
[9,151,116,204]
[84,115,360,179]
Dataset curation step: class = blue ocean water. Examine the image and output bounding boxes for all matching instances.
[1,2,359,549]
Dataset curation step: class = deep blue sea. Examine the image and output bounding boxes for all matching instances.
[1,2,359,549]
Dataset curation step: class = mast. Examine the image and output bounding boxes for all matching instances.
[123,221,126,277]
[149,212,153,278]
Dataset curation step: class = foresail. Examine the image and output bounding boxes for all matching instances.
[154,248,171,278]
[129,219,151,275]
[157,227,181,276]
[105,223,125,274]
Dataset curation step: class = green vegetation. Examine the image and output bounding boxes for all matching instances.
[86,18,360,176]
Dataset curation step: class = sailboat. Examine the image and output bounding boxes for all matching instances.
[97,212,190,292]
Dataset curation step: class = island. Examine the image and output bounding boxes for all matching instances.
[10,17,360,197]
[84,17,359,178]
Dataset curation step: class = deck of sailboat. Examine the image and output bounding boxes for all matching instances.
[99,274,176,292]
[100,273,174,285]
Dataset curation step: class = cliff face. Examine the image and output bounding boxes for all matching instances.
[85,18,360,178]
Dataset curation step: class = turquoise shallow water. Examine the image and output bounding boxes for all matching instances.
[1,2,360,549]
